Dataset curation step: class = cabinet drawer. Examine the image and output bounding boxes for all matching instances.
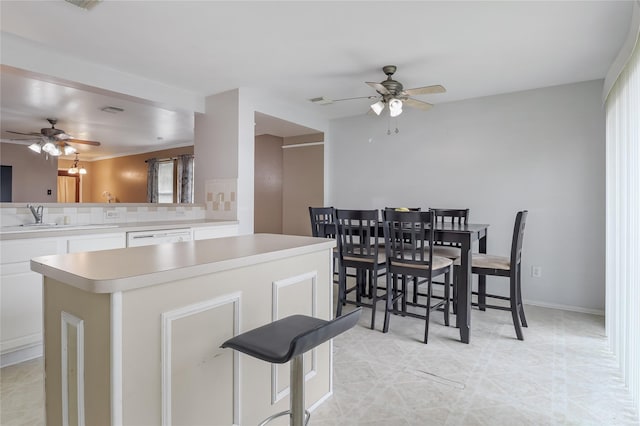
[0,239,61,264]
[67,233,126,253]
[193,225,239,241]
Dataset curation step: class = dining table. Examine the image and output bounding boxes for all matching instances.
[433,222,489,343]
[324,220,489,344]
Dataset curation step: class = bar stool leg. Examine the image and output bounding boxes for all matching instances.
[290,354,305,426]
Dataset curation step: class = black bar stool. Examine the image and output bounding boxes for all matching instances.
[221,308,362,426]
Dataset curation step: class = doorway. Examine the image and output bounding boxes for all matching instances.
[57,170,80,203]
[254,112,324,236]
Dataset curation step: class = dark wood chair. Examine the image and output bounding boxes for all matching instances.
[454,210,528,340]
[335,209,387,330]
[309,207,339,283]
[431,208,470,259]
[427,208,470,311]
[382,209,452,343]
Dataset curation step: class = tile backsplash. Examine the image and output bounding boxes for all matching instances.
[0,204,206,227]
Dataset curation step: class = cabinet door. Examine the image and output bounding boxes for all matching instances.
[193,225,239,241]
[0,263,43,353]
[67,233,126,253]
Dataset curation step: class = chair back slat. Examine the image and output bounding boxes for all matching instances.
[431,208,469,247]
[335,209,380,262]
[309,207,336,238]
[383,209,435,271]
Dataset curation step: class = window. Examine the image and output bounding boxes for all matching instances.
[157,161,174,203]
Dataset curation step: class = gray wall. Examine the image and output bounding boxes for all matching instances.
[0,142,58,203]
[327,80,605,313]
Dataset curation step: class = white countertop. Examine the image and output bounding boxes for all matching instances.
[31,233,335,294]
[0,219,237,240]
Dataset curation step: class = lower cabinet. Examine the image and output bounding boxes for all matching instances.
[0,233,126,366]
[192,224,239,240]
[0,238,64,366]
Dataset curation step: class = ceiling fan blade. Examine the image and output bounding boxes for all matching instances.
[5,138,41,143]
[404,98,433,111]
[332,95,379,102]
[68,138,101,146]
[5,130,42,136]
[366,82,390,95]
[403,85,446,96]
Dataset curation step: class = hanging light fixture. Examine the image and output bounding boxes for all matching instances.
[63,144,77,155]
[370,100,385,116]
[28,142,42,153]
[389,98,403,117]
[68,154,87,175]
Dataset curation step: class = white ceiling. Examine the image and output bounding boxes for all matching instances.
[0,1,633,160]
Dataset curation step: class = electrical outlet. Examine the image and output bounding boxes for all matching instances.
[104,211,119,219]
[175,210,186,217]
[531,266,542,278]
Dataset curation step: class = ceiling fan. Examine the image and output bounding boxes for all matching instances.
[5,118,100,156]
[364,65,446,117]
[315,65,446,117]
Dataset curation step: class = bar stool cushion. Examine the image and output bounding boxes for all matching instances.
[221,309,362,364]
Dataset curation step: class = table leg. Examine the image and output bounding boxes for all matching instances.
[478,232,487,311]
[457,237,471,343]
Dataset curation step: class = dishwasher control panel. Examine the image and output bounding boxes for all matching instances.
[126,228,193,247]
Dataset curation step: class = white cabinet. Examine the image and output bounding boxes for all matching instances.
[192,224,239,240]
[0,232,126,366]
[67,233,126,253]
[0,238,65,366]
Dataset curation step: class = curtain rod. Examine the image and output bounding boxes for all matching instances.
[145,156,178,163]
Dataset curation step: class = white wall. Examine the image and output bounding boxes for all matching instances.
[327,80,605,313]
[1,33,203,113]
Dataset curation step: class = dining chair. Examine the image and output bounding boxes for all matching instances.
[335,209,387,330]
[309,206,339,283]
[426,208,470,312]
[454,210,528,340]
[382,209,453,343]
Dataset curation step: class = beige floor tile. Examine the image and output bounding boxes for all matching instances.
[1,305,638,425]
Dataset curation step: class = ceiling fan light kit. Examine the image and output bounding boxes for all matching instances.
[370,100,385,115]
[28,143,42,153]
[388,98,403,117]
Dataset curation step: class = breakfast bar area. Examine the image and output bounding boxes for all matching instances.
[30,234,335,426]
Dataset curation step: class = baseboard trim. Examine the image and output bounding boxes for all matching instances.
[524,299,604,316]
[1,343,43,368]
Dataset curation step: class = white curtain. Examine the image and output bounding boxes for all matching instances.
[605,25,640,419]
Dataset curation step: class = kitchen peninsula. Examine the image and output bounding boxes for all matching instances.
[31,233,335,426]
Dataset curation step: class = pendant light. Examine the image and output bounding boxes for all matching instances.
[68,154,87,175]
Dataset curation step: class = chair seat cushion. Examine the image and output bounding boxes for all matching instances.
[343,250,386,264]
[390,255,453,271]
[454,253,510,270]
[431,245,461,259]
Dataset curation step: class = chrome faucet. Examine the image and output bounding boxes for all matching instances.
[27,204,43,224]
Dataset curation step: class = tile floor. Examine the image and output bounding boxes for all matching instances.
[1,305,638,425]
